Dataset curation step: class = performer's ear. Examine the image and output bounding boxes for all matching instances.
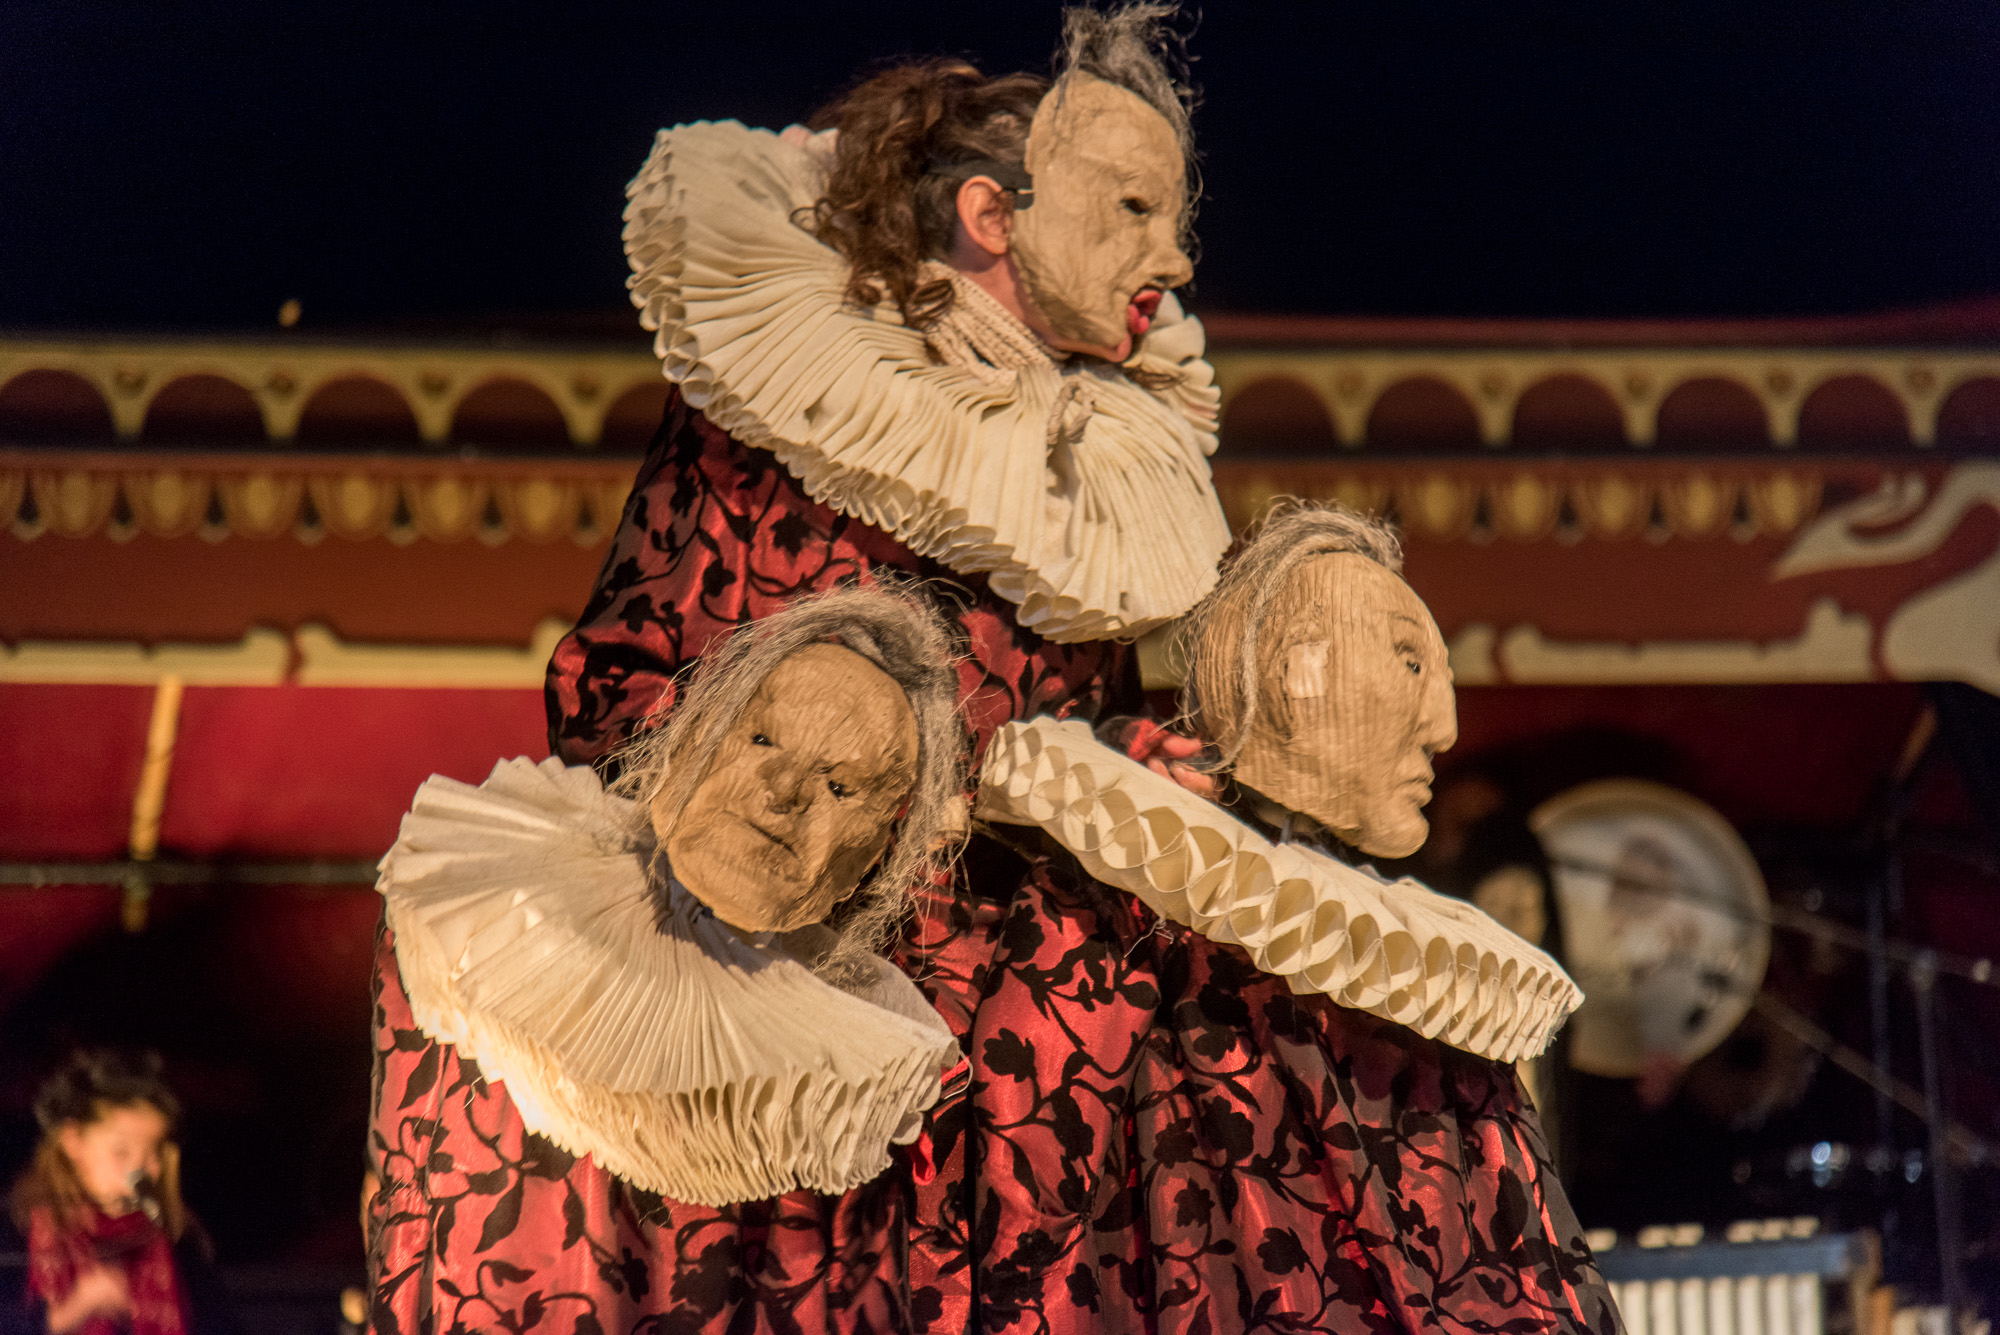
[953,177,1015,258]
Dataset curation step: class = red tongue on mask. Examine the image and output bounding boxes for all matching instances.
[1127,290,1163,339]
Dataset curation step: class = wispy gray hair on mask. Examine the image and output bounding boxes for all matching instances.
[611,584,966,983]
[1056,3,1199,227]
[1180,499,1403,770]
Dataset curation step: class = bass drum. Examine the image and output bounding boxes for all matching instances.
[1531,779,1771,1079]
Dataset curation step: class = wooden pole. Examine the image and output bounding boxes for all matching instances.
[123,673,184,931]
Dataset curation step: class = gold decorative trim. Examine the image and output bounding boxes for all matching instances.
[4,452,1833,548]
[2,451,635,547]
[5,336,1996,452]
[294,620,568,688]
[1213,465,1824,543]
[1448,598,1875,685]
[0,337,662,446]
[1775,463,2000,695]
[1207,347,2000,447]
[1148,598,1875,690]
[0,628,291,685]
[0,619,571,689]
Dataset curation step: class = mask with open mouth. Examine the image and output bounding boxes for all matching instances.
[1010,74,1192,360]
[659,643,920,933]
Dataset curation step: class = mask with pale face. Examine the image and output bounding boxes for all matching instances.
[656,643,920,934]
[1010,75,1193,358]
[1206,553,1458,858]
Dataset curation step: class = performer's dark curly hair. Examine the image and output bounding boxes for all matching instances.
[808,61,1046,329]
[810,3,1195,330]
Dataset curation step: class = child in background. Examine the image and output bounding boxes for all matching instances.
[9,1051,199,1335]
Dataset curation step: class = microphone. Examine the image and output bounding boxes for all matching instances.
[128,1169,164,1227]
[90,1172,165,1264]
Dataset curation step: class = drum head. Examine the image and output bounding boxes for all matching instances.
[1532,779,1771,1078]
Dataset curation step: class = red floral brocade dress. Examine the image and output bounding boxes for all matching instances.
[364,396,1620,1335]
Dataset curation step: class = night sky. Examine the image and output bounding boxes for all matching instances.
[3,0,1999,332]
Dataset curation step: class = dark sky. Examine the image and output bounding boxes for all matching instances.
[3,0,1999,332]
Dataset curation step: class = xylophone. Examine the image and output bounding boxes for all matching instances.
[1595,1225,1874,1335]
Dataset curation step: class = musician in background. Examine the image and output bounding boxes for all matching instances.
[8,1050,236,1335]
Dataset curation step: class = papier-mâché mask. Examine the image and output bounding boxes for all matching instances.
[1011,75,1193,359]
[1229,554,1458,859]
[658,643,919,933]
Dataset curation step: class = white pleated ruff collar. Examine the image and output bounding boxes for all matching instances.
[378,757,957,1207]
[622,120,1232,643]
[975,718,1583,1062]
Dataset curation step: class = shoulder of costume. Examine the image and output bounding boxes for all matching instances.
[973,717,1584,1061]
[378,755,957,1206]
[623,119,1231,644]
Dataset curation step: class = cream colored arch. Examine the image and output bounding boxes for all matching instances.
[1205,347,2000,451]
[6,336,2000,453]
[0,338,665,447]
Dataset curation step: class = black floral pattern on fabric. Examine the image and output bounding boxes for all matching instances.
[897,836,1621,1335]
[366,392,1621,1335]
[366,923,912,1335]
[543,393,1131,774]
